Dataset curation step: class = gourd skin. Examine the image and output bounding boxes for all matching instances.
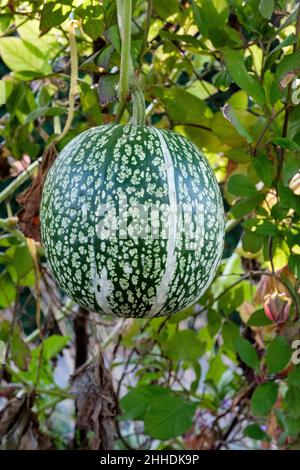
[41,125,224,318]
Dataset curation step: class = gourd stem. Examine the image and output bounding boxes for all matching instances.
[117,0,146,125]
[118,0,133,102]
[132,86,145,126]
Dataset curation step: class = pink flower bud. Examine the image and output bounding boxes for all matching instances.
[264,292,291,324]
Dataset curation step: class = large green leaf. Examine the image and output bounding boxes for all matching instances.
[120,386,170,420]
[259,0,274,20]
[266,336,291,375]
[11,323,31,371]
[152,86,209,126]
[222,104,254,143]
[163,329,206,361]
[0,272,16,308]
[235,337,260,370]
[251,382,278,416]
[0,37,51,75]
[144,394,196,439]
[231,193,264,218]
[42,335,70,360]
[40,2,71,32]
[222,48,266,105]
[275,50,300,90]
[285,387,300,419]
[244,423,269,440]
[227,174,257,197]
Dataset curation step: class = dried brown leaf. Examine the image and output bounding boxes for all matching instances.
[71,355,119,450]
[0,394,53,450]
[17,144,57,242]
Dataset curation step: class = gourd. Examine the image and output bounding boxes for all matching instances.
[40,124,224,317]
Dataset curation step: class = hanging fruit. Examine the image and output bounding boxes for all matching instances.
[40,1,225,318]
[41,124,224,317]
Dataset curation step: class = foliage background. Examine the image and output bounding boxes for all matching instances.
[0,0,300,450]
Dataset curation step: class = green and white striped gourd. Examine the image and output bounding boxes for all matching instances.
[41,125,224,317]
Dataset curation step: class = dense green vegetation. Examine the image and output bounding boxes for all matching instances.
[0,0,300,450]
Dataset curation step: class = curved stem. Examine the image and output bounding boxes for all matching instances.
[0,158,42,204]
[118,0,133,102]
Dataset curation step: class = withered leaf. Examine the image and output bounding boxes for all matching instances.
[71,354,119,450]
[0,394,53,450]
[0,395,26,438]
[17,144,57,242]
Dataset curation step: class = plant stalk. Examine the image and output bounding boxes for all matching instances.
[118,0,133,102]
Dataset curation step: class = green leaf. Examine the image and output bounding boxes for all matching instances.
[11,323,31,370]
[24,106,67,125]
[227,90,249,111]
[0,37,51,75]
[235,337,260,370]
[206,352,227,384]
[219,281,251,313]
[211,111,244,147]
[82,20,101,41]
[186,80,218,100]
[0,320,10,342]
[266,336,291,375]
[226,147,250,163]
[0,80,5,105]
[255,220,278,236]
[144,394,196,440]
[40,2,71,32]
[160,31,205,49]
[242,231,264,253]
[278,183,300,214]
[192,0,230,46]
[42,335,70,360]
[275,50,300,90]
[244,423,269,440]
[0,272,16,308]
[120,386,170,421]
[287,367,300,388]
[282,154,300,186]
[153,0,180,19]
[222,48,266,105]
[285,416,300,437]
[207,309,222,337]
[227,174,257,197]
[247,309,272,327]
[289,254,300,279]
[222,320,240,351]
[272,137,300,151]
[285,387,300,419]
[7,245,35,287]
[163,329,205,361]
[251,382,278,416]
[252,153,275,187]
[152,86,208,126]
[105,25,121,53]
[231,194,264,218]
[259,0,274,20]
[222,104,253,143]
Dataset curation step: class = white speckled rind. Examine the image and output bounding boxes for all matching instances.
[41,124,225,317]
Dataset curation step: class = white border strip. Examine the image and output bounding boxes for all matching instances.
[150,129,178,316]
